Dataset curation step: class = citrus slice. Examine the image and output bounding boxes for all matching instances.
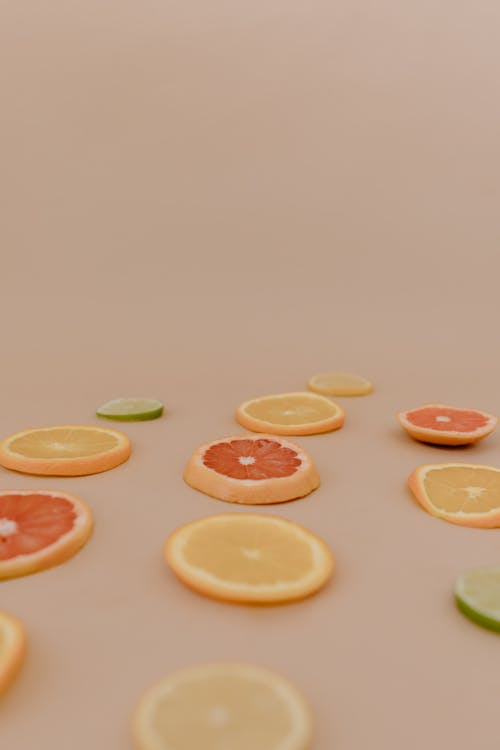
[0,490,93,579]
[96,397,164,421]
[164,513,334,603]
[0,611,26,696]
[183,434,320,504]
[133,662,313,750]
[398,403,497,446]
[408,463,500,528]
[236,392,344,436]
[455,566,500,633]
[308,371,373,396]
[0,425,131,476]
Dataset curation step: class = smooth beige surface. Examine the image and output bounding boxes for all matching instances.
[1,1,500,748]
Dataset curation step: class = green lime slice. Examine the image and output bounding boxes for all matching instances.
[96,397,164,422]
[455,566,500,633]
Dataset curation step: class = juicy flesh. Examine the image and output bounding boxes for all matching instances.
[8,428,119,459]
[0,493,76,560]
[181,518,314,585]
[423,467,500,514]
[150,672,294,750]
[245,394,336,426]
[203,439,301,480]
[407,407,489,433]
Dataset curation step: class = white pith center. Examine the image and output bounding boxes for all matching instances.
[0,518,18,537]
[436,416,452,423]
[51,442,72,451]
[465,486,485,500]
[208,705,231,727]
[238,456,256,466]
[241,547,261,560]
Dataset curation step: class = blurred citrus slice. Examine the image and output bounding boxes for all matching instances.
[133,662,313,750]
[408,463,500,528]
[0,611,26,696]
[0,425,131,476]
[308,372,372,396]
[164,513,334,603]
[183,434,320,504]
[455,566,500,632]
[398,404,497,446]
[96,397,163,421]
[0,490,93,579]
[236,392,344,436]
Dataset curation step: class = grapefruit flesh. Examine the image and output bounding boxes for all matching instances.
[203,438,301,480]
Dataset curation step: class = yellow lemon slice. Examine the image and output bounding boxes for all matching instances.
[164,513,334,603]
[308,372,373,396]
[0,425,131,476]
[237,392,344,435]
[408,463,500,528]
[133,662,313,750]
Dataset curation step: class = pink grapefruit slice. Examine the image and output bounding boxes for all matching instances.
[0,490,93,579]
[398,404,497,446]
[183,435,320,504]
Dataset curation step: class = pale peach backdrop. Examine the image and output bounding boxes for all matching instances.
[1,1,500,748]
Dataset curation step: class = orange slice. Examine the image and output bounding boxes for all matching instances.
[308,371,373,396]
[0,611,26,696]
[183,434,320,504]
[0,425,131,476]
[398,404,497,446]
[236,392,344,436]
[408,463,500,528]
[0,490,93,578]
[164,513,334,603]
[133,662,313,750]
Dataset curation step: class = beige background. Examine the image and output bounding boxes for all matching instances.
[1,1,500,747]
